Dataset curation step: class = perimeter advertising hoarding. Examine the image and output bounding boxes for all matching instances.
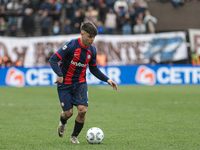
[0,65,200,87]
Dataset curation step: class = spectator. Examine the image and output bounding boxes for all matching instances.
[0,5,8,22]
[40,10,51,36]
[6,0,19,26]
[65,0,76,21]
[84,5,98,25]
[98,2,107,22]
[96,21,105,34]
[0,17,7,36]
[40,0,53,11]
[53,20,60,35]
[64,18,72,34]
[104,8,117,34]
[72,10,84,33]
[114,0,128,15]
[22,8,35,37]
[143,10,157,33]
[104,0,115,11]
[53,0,63,21]
[29,0,40,14]
[78,0,89,14]
[9,25,17,36]
[17,3,26,29]
[122,21,132,35]
[133,18,146,34]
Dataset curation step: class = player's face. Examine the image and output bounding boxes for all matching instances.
[81,31,95,47]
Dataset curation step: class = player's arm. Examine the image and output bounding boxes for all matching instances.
[49,42,72,84]
[89,65,118,90]
[49,53,63,84]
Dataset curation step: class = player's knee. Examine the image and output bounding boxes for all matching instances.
[78,108,87,115]
[64,110,73,118]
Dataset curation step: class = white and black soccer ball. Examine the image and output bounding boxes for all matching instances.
[86,127,104,144]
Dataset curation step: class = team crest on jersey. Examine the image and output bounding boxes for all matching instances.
[61,101,65,107]
[62,45,67,50]
[87,55,91,59]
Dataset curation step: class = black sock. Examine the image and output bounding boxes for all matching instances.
[60,115,67,125]
[71,120,84,137]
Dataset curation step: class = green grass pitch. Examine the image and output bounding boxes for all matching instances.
[0,85,200,150]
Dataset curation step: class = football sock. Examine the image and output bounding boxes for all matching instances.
[60,115,67,125]
[71,120,84,136]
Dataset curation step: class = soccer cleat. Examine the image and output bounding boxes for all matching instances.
[57,121,66,137]
[70,136,80,143]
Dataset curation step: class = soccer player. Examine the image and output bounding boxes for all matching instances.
[49,21,118,144]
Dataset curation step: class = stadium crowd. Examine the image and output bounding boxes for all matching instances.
[0,0,158,37]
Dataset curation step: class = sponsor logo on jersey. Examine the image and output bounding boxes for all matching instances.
[71,60,87,67]
[6,67,25,87]
[62,45,67,50]
[135,65,156,85]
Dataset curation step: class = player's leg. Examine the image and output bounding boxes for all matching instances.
[70,83,88,143]
[57,86,73,137]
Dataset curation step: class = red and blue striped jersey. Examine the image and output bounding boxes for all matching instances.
[49,38,109,85]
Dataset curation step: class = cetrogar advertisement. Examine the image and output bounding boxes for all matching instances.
[0,65,200,87]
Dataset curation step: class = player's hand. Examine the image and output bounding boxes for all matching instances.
[54,76,63,84]
[107,79,118,90]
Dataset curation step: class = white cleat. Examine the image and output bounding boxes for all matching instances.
[58,121,66,137]
[70,136,80,143]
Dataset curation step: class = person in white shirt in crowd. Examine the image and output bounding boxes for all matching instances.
[104,8,117,34]
[114,0,128,14]
[133,18,146,34]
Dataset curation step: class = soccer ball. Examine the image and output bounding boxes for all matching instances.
[86,127,104,144]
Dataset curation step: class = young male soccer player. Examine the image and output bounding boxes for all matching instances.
[49,21,118,143]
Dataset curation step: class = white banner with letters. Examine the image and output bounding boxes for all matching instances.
[0,32,187,67]
[189,29,200,55]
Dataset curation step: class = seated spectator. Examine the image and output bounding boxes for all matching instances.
[40,10,51,36]
[53,20,60,35]
[96,21,105,34]
[22,8,35,37]
[0,17,7,36]
[9,25,17,36]
[104,8,117,34]
[64,19,72,34]
[133,18,146,34]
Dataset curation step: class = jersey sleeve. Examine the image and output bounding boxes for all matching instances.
[89,45,97,67]
[49,41,74,77]
[55,41,74,59]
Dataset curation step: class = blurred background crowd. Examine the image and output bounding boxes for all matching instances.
[0,0,157,37]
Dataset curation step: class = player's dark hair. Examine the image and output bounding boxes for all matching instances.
[80,21,98,36]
